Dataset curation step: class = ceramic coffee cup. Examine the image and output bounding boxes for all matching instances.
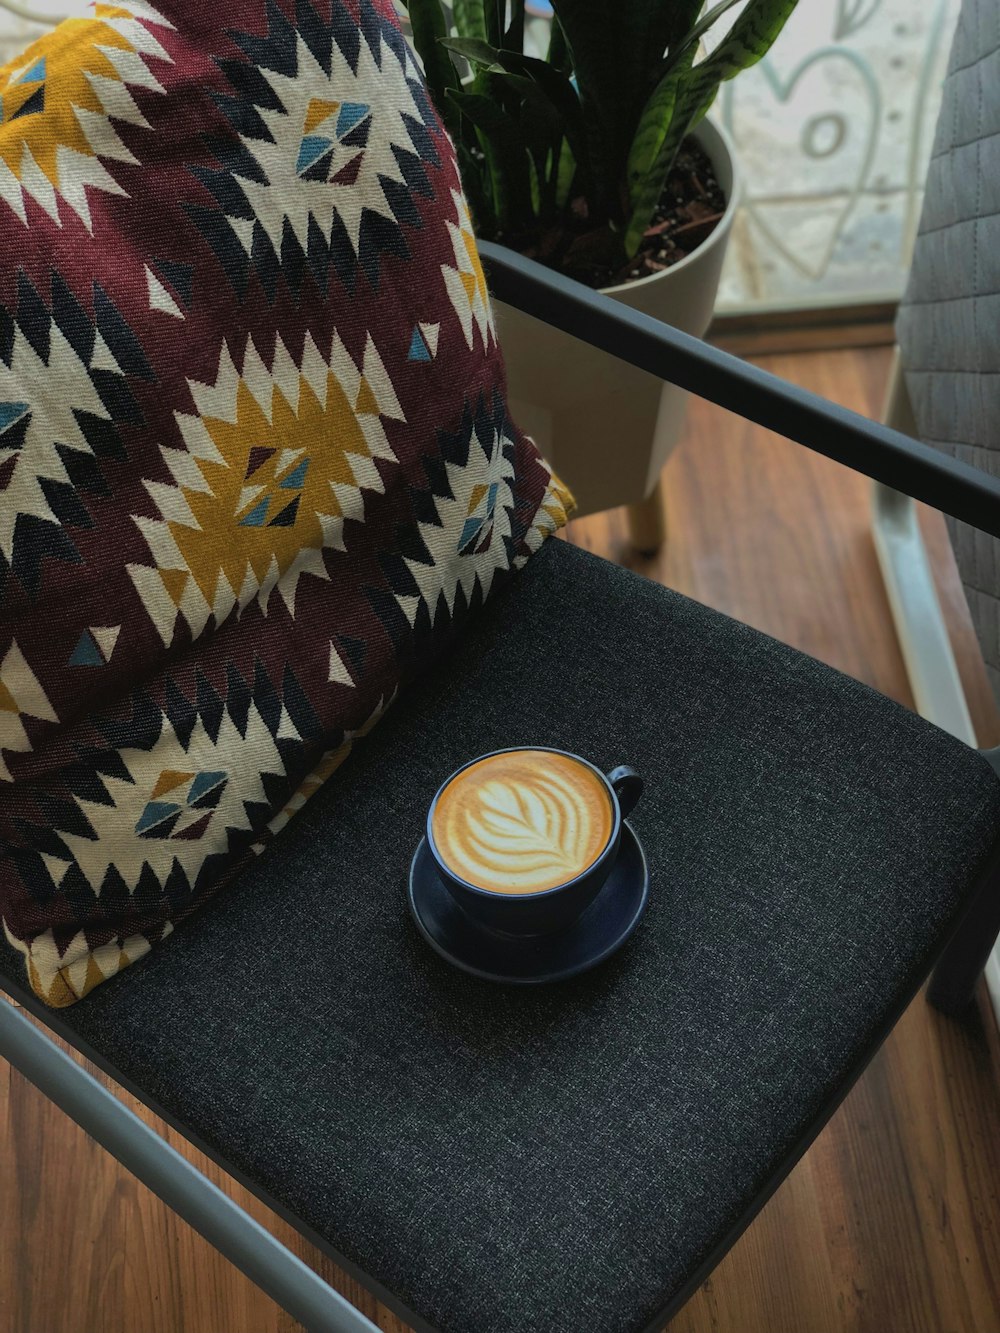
[426,747,643,937]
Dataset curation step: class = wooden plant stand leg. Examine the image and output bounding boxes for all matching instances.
[627,477,666,556]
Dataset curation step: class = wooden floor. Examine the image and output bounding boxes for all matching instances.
[3,346,1000,1333]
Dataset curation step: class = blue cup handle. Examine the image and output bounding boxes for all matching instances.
[608,765,643,819]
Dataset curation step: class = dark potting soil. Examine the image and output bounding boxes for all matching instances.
[600,135,726,288]
[506,135,726,290]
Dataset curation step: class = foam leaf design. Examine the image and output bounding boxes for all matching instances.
[463,776,585,881]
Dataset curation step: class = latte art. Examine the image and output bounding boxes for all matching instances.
[432,750,612,893]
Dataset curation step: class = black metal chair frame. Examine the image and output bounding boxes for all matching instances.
[2,242,999,1333]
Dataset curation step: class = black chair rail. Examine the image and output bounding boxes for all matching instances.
[480,241,1000,541]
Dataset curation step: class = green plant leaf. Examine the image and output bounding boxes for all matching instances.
[485,0,502,45]
[456,146,495,234]
[661,0,710,55]
[503,51,590,182]
[555,136,576,209]
[490,71,567,222]
[443,40,591,199]
[551,0,695,213]
[405,0,461,131]
[527,151,541,213]
[546,14,571,74]
[624,0,798,255]
[447,86,533,231]
[500,71,568,193]
[441,35,504,70]
[692,0,799,83]
[623,98,692,256]
[661,0,751,78]
[502,72,563,133]
[626,47,694,209]
[505,0,525,52]
[452,0,487,41]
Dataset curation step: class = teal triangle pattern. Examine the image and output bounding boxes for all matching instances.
[280,458,309,488]
[0,401,29,431]
[18,57,45,84]
[188,770,227,802]
[68,630,104,667]
[296,135,332,175]
[336,102,369,136]
[407,327,431,362]
[135,800,180,834]
[459,516,483,549]
[239,496,270,527]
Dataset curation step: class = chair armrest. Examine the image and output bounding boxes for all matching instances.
[480,241,1000,541]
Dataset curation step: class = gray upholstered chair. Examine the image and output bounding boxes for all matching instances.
[873,0,1000,1011]
[3,242,1000,1332]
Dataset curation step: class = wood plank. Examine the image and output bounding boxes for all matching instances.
[711,315,896,358]
[3,345,1000,1333]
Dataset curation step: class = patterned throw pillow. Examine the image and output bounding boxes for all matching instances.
[0,0,571,1005]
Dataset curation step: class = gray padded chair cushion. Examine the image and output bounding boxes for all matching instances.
[3,540,1000,1333]
[896,0,1000,701]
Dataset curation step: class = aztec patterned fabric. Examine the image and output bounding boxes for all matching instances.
[896,0,1000,702]
[0,0,571,1005]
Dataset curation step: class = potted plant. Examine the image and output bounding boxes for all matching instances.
[404,0,796,547]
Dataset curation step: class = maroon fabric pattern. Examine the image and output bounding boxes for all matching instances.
[0,0,570,1003]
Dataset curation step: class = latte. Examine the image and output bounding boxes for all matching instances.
[431,749,612,894]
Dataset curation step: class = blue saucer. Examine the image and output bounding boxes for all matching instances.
[407,822,649,984]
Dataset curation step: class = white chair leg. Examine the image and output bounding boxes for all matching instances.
[871,480,976,745]
[871,348,1000,1018]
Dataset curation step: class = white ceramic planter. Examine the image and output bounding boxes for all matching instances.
[495,118,740,517]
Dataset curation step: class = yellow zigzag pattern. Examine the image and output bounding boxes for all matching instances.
[0,0,173,229]
[129,330,406,645]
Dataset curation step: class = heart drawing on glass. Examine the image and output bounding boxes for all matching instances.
[722,47,881,281]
